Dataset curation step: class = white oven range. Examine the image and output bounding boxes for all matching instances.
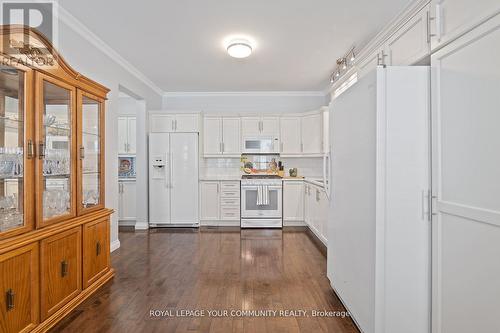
[240,175,283,228]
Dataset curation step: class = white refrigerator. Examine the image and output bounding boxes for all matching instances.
[327,67,431,333]
[149,133,199,225]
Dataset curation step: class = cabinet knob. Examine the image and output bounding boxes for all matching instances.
[61,260,69,277]
[6,289,15,311]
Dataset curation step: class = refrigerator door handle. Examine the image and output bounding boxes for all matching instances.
[165,153,170,188]
[169,150,174,189]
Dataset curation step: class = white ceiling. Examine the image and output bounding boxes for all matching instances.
[60,0,411,92]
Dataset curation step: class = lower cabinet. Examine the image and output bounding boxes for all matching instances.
[40,226,82,321]
[118,181,136,222]
[83,218,110,288]
[283,181,305,222]
[200,181,240,225]
[0,243,39,333]
[304,183,328,244]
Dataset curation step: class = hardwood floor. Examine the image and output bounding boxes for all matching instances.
[50,227,359,333]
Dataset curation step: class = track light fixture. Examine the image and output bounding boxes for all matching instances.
[330,47,356,84]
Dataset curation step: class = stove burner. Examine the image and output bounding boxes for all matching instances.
[241,174,282,179]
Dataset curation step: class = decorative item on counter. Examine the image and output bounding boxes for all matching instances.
[269,158,278,173]
[289,168,298,177]
[118,156,136,178]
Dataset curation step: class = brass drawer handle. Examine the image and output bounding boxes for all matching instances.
[96,241,101,256]
[6,289,15,311]
[79,146,85,159]
[27,140,34,159]
[61,260,69,277]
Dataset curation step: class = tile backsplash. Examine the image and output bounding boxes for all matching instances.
[200,156,324,178]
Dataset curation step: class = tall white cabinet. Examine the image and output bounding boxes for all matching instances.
[430,12,500,333]
[328,67,431,333]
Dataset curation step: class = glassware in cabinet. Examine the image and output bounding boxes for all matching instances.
[36,74,76,227]
[77,91,104,214]
[0,64,35,238]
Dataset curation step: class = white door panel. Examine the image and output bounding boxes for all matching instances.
[127,117,136,153]
[203,117,222,155]
[280,117,302,155]
[222,118,240,155]
[118,117,128,154]
[149,133,171,223]
[431,14,500,333]
[170,133,199,224]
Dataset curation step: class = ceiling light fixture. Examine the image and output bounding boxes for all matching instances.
[227,39,253,58]
[330,46,356,84]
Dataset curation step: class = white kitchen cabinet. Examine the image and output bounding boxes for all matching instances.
[430,0,500,51]
[150,113,199,133]
[301,113,323,155]
[175,114,200,132]
[430,13,500,333]
[304,183,328,243]
[200,181,220,220]
[385,5,430,65]
[203,117,241,157]
[283,181,304,222]
[261,117,280,137]
[241,117,261,136]
[127,117,137,153]
[222,118,241,156]
[280,117,302,155]
[200,181,240,224]
[118,116,136,154]
[118,181,136,222]
[203,117,222,155]
[241,116,279,138]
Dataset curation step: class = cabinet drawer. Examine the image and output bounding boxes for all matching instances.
[0,243,39,333]
[220,182,240,190]
[220,198,240,207]
[83,218,110,289]
[221,207,240,220]
[41,227,82,321]
[220,190,240,198]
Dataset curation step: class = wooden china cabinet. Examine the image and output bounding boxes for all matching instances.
[0,26,113,333]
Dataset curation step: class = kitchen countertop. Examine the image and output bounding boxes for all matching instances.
[200,175,326,188]
[199,175,242,181]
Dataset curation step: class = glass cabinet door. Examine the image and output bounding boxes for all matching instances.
[36,75,76,227]
[0,64,34,237]
[77,91,104,214]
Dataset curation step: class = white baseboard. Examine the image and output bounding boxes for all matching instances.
[118,220,136,227]
[283,220,307,227]
[134,222,149,230]
[110,239,121,252]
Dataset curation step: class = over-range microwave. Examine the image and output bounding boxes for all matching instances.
[242,136,279,154]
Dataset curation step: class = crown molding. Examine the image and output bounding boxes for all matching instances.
[57,4,164,96]
[322,0,431,94]
[163,91,326,98]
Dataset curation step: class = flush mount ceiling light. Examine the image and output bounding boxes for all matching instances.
[226,39,253,58]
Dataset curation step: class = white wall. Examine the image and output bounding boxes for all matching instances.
[58,18,163,250]
[162,93,328,114]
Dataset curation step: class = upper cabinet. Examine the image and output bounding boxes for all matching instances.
[301,113,323,155]
[241,116,279,138]
[280,117,302,155]
[149,113,199,133]
[203,117,241,157]
[118,116,136,154]
[385,5,431,66]
[0,26,109,238]
[430,0,500,51]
